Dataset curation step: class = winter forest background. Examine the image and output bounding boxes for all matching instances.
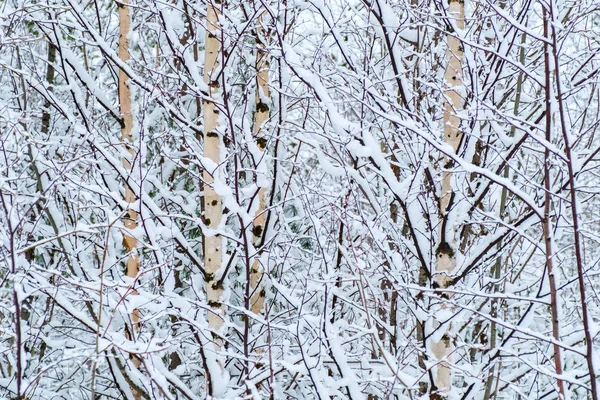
[1,0,600,398]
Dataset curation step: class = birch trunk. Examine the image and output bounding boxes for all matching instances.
[203,1,224,344]
[431,0,464,395]
[118,0,141,398]
[250,10,270,316]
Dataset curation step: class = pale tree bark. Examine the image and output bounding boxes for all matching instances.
[118,1,142,398]
[431,0,464,396]
[250,8,270,316]
[203,0,224,353]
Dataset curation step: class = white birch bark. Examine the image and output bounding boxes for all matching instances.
[250,9,270,316]
[118,0,142,398]
[203,0,224,344]
[431,0,464,395]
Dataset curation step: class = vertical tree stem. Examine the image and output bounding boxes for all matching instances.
[541,7,566,398]
[250,6,270,316]
[203,5,225,394]
[547,2,598,398]
[118,0,141,397]
[431,0,464,395]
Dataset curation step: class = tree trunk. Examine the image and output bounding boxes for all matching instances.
[203,0,224,356]
[250,8,270,316]
[541,7,565,398]
[546,2,597,398]
[118,1,142,398]
[431,0,464,395]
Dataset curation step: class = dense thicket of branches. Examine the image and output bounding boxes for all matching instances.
[1,0,600,399]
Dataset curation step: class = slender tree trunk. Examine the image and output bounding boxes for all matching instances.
[541,7,566,398]
[119,0,137,292]
[203,0,225,379]
[161,2,199,373]
[431,0,464,396]
[483,31,527,400]
[546,2,598,398]
[119,0,137,281]
[41,43,55,135]
[250,8,270,316]
[118,1,141,398]
[379,160,400,354]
